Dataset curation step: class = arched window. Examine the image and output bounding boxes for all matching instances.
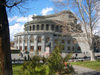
[51,24,54,30]
[38,36,41,43]
[77,47,81,50]
[67,46,70,50]
[56,25,59,32]
[38,46,41,51]
[41,24,44,30]
[30,26,31,31]
[30,36,34,43]
[37,25,39,30]
[33,25,35,30]
[46,24,49,30]
[72,46,74,51]
[30,46,34,51]
[67,40,71,44]
[46,37,50,42]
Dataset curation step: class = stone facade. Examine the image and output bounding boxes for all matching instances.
[14,11,90,55]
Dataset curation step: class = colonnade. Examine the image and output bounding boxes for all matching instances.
[14,35,54,53]
[25,24,61,32]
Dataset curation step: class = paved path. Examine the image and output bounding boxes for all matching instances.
[73,65,100,75]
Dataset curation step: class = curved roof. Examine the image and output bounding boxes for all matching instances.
[24,20,63,26]
[32,10,75,19]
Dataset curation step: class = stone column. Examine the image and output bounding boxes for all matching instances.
[14,37,17,48]
[27,35,30,52]
[31,25,33,31]
[44,24,46,30]
[34,35,38,52]
[42,35,45,53]
[49,24,51,31]
[18,36,20,49]
[39,24,41,30]
[50,36,54,52]
[22,36,25,51]
[35,25,37,31]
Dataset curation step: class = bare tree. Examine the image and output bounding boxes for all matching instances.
[53,0,100,61]
[0,0,27,75]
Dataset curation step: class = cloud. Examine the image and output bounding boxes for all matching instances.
[8,14,34,24]
[9,14,36,41]
[9,23,24,41]
[8,16,18,23]
[52,0,64,2]
[16,15,33,22]
[41,7,53,15]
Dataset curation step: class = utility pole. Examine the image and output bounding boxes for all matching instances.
[0,0,12,75]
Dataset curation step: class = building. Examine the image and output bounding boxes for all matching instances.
[14,11,91,55]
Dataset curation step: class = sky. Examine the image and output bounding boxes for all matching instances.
[7,0,100,41]
[7,0,56,41]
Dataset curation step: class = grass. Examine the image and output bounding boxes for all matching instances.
[13,60,100,75]
[13,64,23,75]
[71,60,100,71]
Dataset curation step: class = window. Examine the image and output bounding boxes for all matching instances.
[25,46,27,50]
[30,36,34,43]
[33,25,35,30]
[41,24,44,30]
[55,39,58,43]
[56,25,59,32]
[46,24,49,30]
[46,37,50,42]
[19,37,22,43]
[73,39,77,44]
[30,46,34,51]
[77,47,81,50]
[38,37,41,42]
[51,25,54,30]
[30,26,31,31]
[67,46,70,50]
[38,46,41,51]
[72,46,74,51]
[20,46,22,50]
[62,40,65,43]
[67,40,71,44]
[60,26,62,32]
[37,25,39,30]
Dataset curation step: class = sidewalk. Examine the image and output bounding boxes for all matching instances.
[73,65,100,75]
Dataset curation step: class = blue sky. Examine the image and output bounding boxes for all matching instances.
[8,0,56,41]
[7,0,100,41]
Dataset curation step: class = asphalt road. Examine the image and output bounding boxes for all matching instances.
[73,65,100,75]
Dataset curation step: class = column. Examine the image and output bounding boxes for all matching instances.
[31,25,33,31]
[27,35,30,52]
[22,36,25,51]
[34,35,38,52]
[35,25,37,31]
[49,24,52,31]
[14,37,17,48]
[50,36,54,52]
[42,35,45,53]
[44,24,46,30]
[39,24,41,30]
[18,36,20,49]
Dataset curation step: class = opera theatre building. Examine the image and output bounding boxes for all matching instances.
[14,11,90,56]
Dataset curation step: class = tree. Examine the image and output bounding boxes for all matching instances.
[22,55,49,75]
[48,43,64,75]
[53,0,100,61]
[0,0,25,75]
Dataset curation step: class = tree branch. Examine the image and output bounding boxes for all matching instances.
[4,0,22,8]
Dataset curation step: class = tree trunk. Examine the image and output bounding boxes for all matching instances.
[90,50,95,61]
[0,0,13,75]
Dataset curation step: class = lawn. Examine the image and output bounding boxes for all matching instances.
[71,60,100,71]
[13,64,23,75]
